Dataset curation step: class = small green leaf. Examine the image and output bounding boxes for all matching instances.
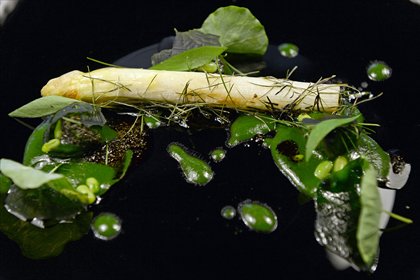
[100,125,118,142]
[305,115,360,161]
[117,150,134,180]
[0,159,63,189]
[357,161,382,266]
[200,6,268,55]
[23,122,50,165]
[8,96,83,118]
[227,114,276,147]
[357,133,390,180]
[150,46,227,71]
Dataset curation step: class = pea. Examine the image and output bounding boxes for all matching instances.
[198,62,218,73]
[86,177,100,194]
[333,156,348,172]
[314,160,333,180]
[220,205,237,220]
[76,184,96,204]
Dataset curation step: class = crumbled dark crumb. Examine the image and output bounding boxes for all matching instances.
[86,116,148,167]
[390,154,406,174]
[61,119,102,146]
[276,140,300,162]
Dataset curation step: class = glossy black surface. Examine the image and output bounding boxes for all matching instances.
[1,1,419,279]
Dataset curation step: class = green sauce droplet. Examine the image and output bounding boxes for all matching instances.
[366,61,392,81]
[91,212,122,241]
[221,205,236,220]
[167,143,214,186]
[278,43,299,58]
[238,200,278,233]
[144,115,162,128]
[210,148,226,162]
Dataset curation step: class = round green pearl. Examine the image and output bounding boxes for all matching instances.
[278,43,299,58]
[220,205,237,220]
[366,61,392,81]
[91,212,122,241]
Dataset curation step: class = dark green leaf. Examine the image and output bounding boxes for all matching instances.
[0,173,12,193]
[150,46,227,71]
[5,185,84,221]
[151,29,220,65]
[49,102,106,128]
[23,121,49,165]
[0,195,92,259]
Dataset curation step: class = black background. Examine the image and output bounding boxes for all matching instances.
[0,0,419,279]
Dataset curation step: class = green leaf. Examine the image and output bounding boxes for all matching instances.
[227,114,276,147]
[23,121,49,165]
[267,124,323,197]
[0,172,12,193]
[357,133,390,180]
[0,159,63,189]
[151,29,220,65]
[117,150,134,180]
[200,5,268,55]
[5,185,84,221]
[0,195,92,259]
[47,177,91,204]
[56,162,116,196]
[305,115,360,161]
[8,96,83,118]
[100,125,118,142]
[150,46,227,71]
[357,161,382,266]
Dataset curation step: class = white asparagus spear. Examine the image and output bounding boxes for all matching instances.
[41,67,341,112]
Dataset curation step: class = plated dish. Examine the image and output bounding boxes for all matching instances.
[0,2,418,280]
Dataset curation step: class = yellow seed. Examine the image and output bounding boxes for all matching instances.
[292,154,304,161]
[297,113,311,122]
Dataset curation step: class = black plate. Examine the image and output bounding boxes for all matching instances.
[1,1,419,280]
